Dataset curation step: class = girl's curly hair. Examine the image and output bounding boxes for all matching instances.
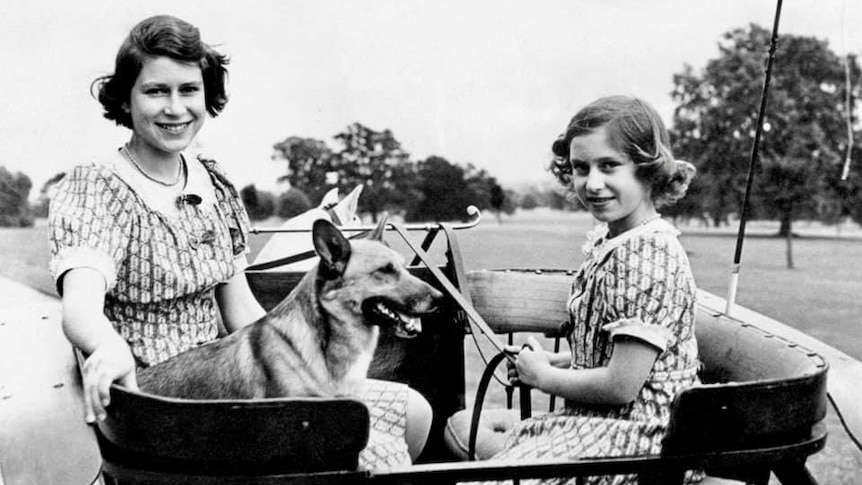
[549,95,694,208]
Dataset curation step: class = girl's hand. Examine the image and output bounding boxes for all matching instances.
[513,337,551,389]
[81,335,139,423]
[504,344,522,385]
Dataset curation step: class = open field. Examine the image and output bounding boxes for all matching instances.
[0,222,53,295]
[2,210,861,480]
[10,211,860,358]
[453,209,862,361]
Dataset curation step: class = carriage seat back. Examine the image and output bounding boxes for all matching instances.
[95,385,369,484]
[664,309,828,456]
[464,269,829,456]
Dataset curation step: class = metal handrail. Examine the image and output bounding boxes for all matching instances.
[249,205,482,234]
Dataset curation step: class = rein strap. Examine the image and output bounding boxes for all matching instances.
[388,222,514,362]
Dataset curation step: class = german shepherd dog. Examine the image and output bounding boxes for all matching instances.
[137,216,443,399]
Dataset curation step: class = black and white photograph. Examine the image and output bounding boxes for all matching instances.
[1,1,861,483]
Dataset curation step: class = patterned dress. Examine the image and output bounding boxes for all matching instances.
[490,218,702,485]
[48,148,410,469]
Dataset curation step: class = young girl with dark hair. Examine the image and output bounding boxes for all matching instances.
[49,14,430,470]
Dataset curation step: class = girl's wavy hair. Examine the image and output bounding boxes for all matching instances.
[549,95,695,208]
[91,15,229,129]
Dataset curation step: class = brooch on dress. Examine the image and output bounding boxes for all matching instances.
[188,230,216,249]
[176,193,203,208]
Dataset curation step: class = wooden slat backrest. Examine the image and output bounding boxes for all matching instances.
[96,386,369,479]
[464,269,829,453]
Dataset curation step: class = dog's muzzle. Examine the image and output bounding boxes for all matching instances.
[362,297,424,338]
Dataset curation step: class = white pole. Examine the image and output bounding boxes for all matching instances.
[725,266,740,316]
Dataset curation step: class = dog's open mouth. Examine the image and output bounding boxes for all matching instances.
[363,298,423,338]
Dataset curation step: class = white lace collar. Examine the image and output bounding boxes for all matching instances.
[581,217,679,261]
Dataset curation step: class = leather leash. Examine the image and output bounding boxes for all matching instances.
[388,222,515,363]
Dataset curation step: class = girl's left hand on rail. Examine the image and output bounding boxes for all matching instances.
[512,336,551,389]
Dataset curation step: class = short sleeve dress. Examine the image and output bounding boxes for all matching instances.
[489,218,702,485]
[49,150,250,366]
[48,148,412,470]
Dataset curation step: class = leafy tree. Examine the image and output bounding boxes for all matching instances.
[332,123,415,219]
[272,124,419,220]
[519,192,539,210]
[849,182,862,226]
[490,185,506,213]
[0,166,34,227]
[240,184,276,221]
[270,122,517,222]
[488,184,517,222]
[276,188,313,219]
[407,156,472,222]
[271,136,336,204]
[31,172,67,218]
[671,24,862,266]
[466,169,514,223]
[515,184,578,211]
[406,157,510,222]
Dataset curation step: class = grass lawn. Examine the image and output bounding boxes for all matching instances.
[3,210,861,481]
[454,209,862,360]
[12,211,860,357]
[0,221,53,295]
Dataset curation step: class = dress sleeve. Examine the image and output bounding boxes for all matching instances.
[48,165,130,294]
[600,232,696,352]
[198,157,251,272]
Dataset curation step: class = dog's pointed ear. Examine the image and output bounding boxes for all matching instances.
[345,185,362,213]
[312,219,351,278]
[317,188,340,210]
[366,213,388,242]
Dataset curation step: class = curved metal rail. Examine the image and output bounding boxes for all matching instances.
[249,205,482,234]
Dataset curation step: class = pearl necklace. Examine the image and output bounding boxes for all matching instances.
[636,213,662,227]
[607,213,661,239]
[121,144,183,187]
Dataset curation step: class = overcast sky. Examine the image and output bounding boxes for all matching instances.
[1,0,860,197]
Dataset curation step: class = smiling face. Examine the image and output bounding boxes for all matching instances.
[126,56,206,159]
[569,125,657,237]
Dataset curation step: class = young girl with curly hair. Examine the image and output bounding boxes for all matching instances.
[448,95,701,484]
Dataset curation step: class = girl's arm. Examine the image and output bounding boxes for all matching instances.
[215,271,266,333]
[515,335,659,406]
[507,345,571,383]
[60,267,138,422]
[548,349,573,368]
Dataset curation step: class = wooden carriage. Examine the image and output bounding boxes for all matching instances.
[0,220,844,485]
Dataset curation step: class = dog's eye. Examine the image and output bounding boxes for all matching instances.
[380,262,398,275]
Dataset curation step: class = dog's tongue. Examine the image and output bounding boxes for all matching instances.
[405,317,422,334]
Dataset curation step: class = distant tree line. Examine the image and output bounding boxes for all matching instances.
[3,24,861,234]
[669,23,862,268]
[0,167,34,227]
[241,122,521,223]
[0,169,66,227]
[669,24,862,234]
